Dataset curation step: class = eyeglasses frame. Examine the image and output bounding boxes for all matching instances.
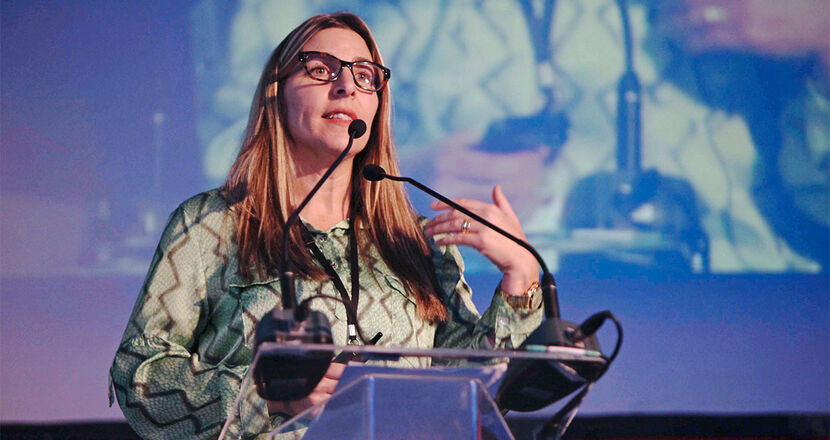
[297,51,391,92]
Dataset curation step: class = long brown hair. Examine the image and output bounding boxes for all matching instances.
[223,12,447,322]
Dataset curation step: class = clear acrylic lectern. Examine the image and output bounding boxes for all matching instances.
[236,343,604,440]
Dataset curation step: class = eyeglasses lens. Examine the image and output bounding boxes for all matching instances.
[303,53,384,92]
[352,63,383,91]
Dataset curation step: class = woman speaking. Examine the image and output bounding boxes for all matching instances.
[110,12,542,439]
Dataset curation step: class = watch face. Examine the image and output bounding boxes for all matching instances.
[502,284,540,310]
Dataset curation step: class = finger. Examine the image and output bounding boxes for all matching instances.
[437,218,484,240]
[315,377,339,395]
[325,361,345,379]
[433,229,484,249]
[430,198,490,213]
[492,185,518,219]
[429,200,454,212]
[428,215,482,237]
[424,212,469,236]
[307,391,333,406]
[427,210,459,226]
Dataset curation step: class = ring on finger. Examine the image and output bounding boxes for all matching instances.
[461,220,472,234]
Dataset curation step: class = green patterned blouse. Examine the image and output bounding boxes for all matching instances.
[109,190,543,439]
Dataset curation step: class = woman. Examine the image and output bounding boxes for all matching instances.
[110,12,542,439]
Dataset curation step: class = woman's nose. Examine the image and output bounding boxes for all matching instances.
[332,70,356,96]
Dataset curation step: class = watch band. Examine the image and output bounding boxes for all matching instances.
[500,281,541,310]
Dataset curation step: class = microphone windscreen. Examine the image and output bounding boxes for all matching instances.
[362,164,386,181]
[348,119,367,139]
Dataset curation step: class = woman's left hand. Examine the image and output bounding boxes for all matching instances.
[424,185,539,295]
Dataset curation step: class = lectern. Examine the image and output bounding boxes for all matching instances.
[238,343,605,440]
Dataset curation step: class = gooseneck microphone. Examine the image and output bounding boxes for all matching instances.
[252,119,366,402]
[362,164,561,320]
[282,119,367,313]
[362,164,619,414]
[348,119,368,138]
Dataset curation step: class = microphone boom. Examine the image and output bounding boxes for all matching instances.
[253,120,367,402]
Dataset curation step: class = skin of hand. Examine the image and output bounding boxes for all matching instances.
[424,185,539,296]
[266,361,346,417]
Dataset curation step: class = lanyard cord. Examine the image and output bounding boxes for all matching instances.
[299,218,361,344]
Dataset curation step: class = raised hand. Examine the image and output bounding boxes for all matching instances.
[424,185,539,295]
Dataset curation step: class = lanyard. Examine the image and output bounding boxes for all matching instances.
[300,218,361,344]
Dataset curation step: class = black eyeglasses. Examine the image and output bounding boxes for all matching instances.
[298,51,390,92]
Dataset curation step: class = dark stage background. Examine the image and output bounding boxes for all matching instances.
[1,0,828,429]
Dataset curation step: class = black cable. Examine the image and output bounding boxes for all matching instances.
[537,312,623,439]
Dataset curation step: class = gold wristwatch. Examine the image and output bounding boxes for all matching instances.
[500,281,542,310]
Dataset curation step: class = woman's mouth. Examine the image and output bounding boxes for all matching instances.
[322,110,356,123]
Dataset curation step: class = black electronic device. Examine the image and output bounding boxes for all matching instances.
[253,308,334,401]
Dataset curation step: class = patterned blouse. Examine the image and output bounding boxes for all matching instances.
[109,189,543,439]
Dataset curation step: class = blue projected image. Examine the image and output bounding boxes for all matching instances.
[0,0,827,426]
[193,0,829,276]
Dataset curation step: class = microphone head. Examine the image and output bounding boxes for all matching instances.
[348,119,367,139]
[362,164,386,182]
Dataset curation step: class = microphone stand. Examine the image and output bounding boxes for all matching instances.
[368,167,561,322]
[362,165,615,417]
[280,120,366,316]
[252,120,367,402]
